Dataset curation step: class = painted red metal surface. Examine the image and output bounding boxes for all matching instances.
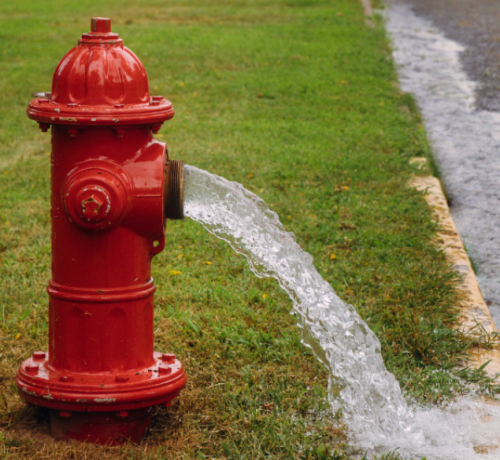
[16,17,186,445]
[28,17,174,128]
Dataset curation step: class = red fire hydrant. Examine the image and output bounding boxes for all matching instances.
[15,17,186,445]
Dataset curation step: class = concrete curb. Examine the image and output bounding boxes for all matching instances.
[359,0,374,27]
[410,160,500,381]
[360,0,373,17]
[359,0,500,382]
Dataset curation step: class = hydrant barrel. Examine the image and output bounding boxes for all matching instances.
[15,18,187,445]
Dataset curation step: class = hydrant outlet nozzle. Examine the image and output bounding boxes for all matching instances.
[164,159,185,220]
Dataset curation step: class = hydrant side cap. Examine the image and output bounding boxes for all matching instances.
[27,18,174,127]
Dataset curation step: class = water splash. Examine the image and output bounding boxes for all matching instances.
[184,165,500,458]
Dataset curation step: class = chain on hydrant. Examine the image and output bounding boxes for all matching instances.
[15,17,187,445]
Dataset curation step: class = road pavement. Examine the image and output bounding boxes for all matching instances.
[391,0,500,112]
[385,0,500,327]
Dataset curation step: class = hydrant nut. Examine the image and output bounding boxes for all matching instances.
[91,17,111,33]
[158,365,172,375]
[161,353,175,362]
[81,195,103,220]
[25,364,39,372]
[32,351,46,360]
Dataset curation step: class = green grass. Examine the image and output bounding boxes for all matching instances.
[0,0,498,459]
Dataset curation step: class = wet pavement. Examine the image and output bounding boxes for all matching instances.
[384,2,500,327]
[390,0,500,112]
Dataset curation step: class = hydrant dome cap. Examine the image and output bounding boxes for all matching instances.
[27,18,174,127]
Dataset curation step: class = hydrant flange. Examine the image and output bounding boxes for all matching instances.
[17,351,185,412]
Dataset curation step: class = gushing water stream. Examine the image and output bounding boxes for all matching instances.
[184,165,500,459]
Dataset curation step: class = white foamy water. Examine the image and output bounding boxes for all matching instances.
[184,165,500,459]
[385,3,500,329]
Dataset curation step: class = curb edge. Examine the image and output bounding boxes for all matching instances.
[410,168,500,381]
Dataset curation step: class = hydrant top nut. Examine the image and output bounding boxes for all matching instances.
[91,17,111,34]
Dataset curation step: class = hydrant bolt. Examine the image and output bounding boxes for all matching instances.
[32,351,46,360]
[159,365,172,375]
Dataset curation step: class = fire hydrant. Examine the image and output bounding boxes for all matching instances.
[15,17,186,445]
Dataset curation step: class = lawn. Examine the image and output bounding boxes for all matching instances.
[0,0,496,459]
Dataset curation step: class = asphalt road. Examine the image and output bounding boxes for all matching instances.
[391,0,500,112]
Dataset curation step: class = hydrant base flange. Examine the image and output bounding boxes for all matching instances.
[16,352,186,413]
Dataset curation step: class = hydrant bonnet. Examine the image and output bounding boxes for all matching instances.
[28,17,174,127]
